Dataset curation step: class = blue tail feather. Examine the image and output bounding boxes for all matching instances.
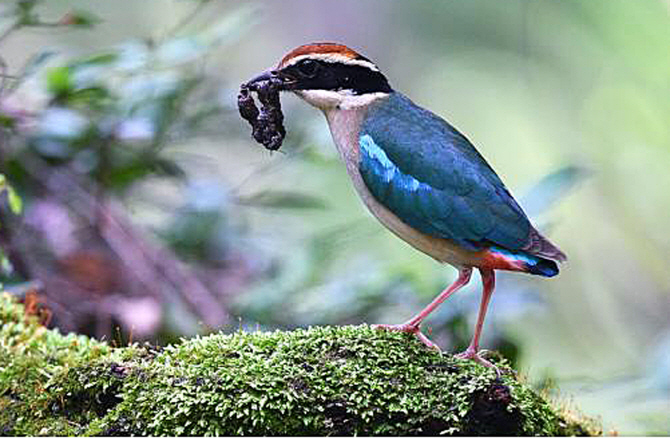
[525,258,559,277]
[490,246,559,277]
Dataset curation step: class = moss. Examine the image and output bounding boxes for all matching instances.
[0,293,600,436]
[0,292,113,436]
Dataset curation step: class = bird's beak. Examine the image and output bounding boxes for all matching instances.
[247,69,274,85]
[245,69,296,91]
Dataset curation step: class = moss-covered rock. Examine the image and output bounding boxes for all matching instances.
[0,292,600,436]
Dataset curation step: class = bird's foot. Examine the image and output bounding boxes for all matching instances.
[372,323,440,350]
[455,347,502,375]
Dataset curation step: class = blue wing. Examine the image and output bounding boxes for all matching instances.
[358,92,532,252]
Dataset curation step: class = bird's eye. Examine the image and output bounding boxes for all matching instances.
[297,59,319,78]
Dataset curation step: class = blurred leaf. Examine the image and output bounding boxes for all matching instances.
[68,53,119,87]
[67,86,111,109]
[16,0,38,25]
[107,155,185,191]
[7,186,22,214]
[521,165,590,217]
[46,66,72,97]
[0,113,15,129]
[58,10,101,28]
[66,54,118,96]
[153,157,186,179]
[0,174,22,215]
[72,52,118,67]
[107,161,157,190]
[237,191,327,210]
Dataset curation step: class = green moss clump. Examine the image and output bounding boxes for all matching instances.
[0,293,112,435]
[0,293,600,436]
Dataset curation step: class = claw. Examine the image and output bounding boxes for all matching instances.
[455,347,501,375]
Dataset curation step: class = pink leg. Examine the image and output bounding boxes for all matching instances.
[373,268,473,349]
[456,269,497,368]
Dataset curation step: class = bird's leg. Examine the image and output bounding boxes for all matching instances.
[373,268,473,349]
[456,269,497,368]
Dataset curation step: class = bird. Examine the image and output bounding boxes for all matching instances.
[245,42,566,367]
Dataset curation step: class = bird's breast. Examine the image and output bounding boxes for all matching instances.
[323,107,483,268]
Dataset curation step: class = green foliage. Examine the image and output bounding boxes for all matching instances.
[0,0,260,204]
[0,174,22,214]
[0,293,599,436]
[45,66,73,98]
[27,49,196,192]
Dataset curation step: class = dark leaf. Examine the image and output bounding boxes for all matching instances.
[107,156,185,191]
[0,114,16,129]
[153,157,186,179]
[16,0,38,24]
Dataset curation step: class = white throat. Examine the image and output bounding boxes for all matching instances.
[293,89,389,112]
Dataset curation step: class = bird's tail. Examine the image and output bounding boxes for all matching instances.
[482,246,559,277]
[523,257,559,277]
[524,227,567,262]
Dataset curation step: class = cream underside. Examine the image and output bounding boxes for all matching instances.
[312,96,483,269]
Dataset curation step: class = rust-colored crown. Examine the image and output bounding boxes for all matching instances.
[278,42,371,68]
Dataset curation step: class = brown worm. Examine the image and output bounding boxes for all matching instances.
[237,78,286,151]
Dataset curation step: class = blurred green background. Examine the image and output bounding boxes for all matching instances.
[0,0,668,434]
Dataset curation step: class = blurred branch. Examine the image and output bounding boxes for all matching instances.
[19,155,230,329]
[99,200,230,329]
[0,4,82,44]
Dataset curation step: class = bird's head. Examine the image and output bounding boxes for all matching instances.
[247,42,392,111]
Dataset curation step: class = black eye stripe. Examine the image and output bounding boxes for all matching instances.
[297,59,319,77]
[284,60,392,95]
